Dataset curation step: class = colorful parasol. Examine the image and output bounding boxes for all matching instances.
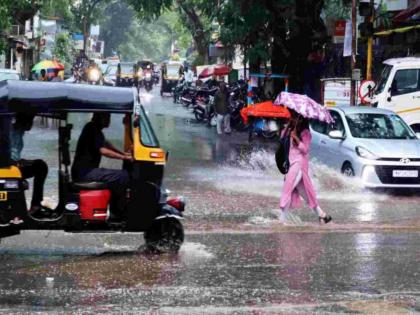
[274,92,334,123]
[32,60,65,72]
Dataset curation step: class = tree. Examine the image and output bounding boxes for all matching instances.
[127,0,219,64]
[219,0,329,94]
[100,1,134,57]
[0,0,38,54]
[70,0,111,51]
[117,10,191,62]
[53,33,72,65]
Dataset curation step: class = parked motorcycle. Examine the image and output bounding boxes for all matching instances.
[172,80,187,103]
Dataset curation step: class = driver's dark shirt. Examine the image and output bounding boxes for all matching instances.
[71,121,105,180]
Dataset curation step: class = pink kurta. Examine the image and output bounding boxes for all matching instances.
[279,129,319,209]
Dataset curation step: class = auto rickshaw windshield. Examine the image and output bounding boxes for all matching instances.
[167,66,180,77]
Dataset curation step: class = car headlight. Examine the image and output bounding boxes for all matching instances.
[4,180,19,189]
[88,69,100,82]
[356,146,378,160]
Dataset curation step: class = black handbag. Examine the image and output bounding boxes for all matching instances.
[275,132,291,174]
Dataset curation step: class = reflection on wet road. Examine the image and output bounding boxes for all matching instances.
[1,87,419,313]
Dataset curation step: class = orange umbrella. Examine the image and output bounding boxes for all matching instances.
[240,101,291,124]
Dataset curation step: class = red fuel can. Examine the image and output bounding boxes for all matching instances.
[79,190,111,221]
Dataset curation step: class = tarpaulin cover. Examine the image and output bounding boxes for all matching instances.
[240,101,290,124]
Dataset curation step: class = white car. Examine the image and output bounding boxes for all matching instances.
[310,106,420,188]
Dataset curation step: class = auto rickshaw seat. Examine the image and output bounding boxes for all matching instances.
[71,181,108,190]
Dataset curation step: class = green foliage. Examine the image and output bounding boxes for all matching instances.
[70,0,111,33]
[323,0,351,20]
[40,0,73,22]
[117,10,191,62]
[100,1,134,56]
[0,0,36,53]
[53,33,72,64]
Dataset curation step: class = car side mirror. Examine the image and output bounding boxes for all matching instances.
[328,130,345,140]
[416,132,420,139]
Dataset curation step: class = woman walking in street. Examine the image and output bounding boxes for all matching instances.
[279,111,332,224]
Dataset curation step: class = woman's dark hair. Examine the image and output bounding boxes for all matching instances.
[296,117,310,138]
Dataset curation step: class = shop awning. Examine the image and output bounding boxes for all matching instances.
[374,24,420,36]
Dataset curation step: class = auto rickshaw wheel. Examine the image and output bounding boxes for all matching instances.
[144,217,184,253]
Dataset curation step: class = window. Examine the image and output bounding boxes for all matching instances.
[391,69,420,96]
[375,65,392,94]
[345,113,416,139]
[310,119,328,134]
[138,106,159,147]
[328,111,345,134]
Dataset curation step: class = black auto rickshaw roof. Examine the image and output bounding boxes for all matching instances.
[0,80,137,114]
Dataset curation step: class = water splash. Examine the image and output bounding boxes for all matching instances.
[190,148,389,203]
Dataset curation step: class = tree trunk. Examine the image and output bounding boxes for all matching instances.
[177,1,209,64]
[287,0,326,94]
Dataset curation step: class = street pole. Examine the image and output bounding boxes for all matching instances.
[366,0,374,80]
[350,0,357,106]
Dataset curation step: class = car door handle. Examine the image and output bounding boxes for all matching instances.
[320,140,327,145]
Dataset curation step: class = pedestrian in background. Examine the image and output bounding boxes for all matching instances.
[51,69,62,82]
[279,111,331,224]
[39,69,48,81]
[214,81,231,135]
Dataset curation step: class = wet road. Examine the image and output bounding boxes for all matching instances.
[1,86,420,314]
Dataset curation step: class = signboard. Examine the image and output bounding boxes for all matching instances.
[385,0,408,11]
[358,80,376,104]
[322,78,361,107]
[343,20,352,57]
[90,25,100,36]
[72,34,84,50]
[333,20,346,44]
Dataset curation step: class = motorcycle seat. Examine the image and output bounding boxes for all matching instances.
[72,182,108,190]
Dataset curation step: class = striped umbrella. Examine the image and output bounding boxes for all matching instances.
[32,60,65,72]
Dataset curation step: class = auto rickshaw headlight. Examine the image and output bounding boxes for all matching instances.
[4,180,19,189]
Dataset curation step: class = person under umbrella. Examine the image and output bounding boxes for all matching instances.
[275,92,333,224]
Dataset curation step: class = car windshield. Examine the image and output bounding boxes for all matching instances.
[375,65,392,94]
[346,113,417,139]
[0,72,20,81]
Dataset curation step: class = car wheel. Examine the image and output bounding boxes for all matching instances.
[342,163,355,177]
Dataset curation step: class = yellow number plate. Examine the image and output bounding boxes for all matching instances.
[0,192,7,201]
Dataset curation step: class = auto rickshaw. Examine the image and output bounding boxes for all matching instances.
[137,60,154,92]
[116,62,140,89]
[0,80,185,252]
[160,61,183,96]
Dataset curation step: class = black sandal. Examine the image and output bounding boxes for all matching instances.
[319,215,332,224]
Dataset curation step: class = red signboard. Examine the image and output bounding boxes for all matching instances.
[334,20,346,37]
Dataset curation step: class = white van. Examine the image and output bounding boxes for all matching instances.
[371,57,420,132]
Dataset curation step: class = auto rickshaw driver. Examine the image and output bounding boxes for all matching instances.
[71,112,133,222]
